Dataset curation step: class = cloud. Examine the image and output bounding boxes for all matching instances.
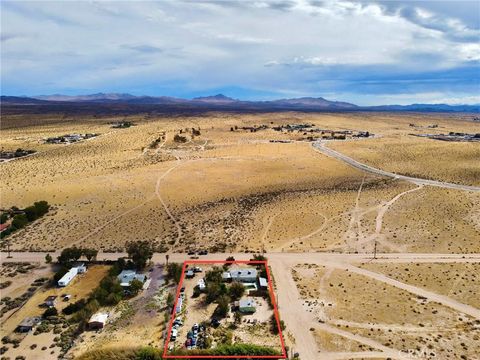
[1,0,478,105]
[122,44,165,54]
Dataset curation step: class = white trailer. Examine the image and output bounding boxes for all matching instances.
[58,267,79,287]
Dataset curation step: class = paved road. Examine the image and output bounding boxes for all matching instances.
[312,141,480,192]
[3,251,479,265]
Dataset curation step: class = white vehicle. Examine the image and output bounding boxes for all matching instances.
[171,328,177,341]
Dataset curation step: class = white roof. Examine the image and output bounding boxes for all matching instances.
[259,277,268,287]
[239,298,256,308]
[89,312,108,324]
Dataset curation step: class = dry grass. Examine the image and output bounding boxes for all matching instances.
[1,265,109,335]
[1,112,478,254]
[358,262,480,308]
[292,264,480,358]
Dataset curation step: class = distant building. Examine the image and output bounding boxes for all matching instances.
[238,298,256,313]
[16,317,42,333]
[58,263,87,287]
[58,268,79,287]
[117,270,147,288]
[88,312,108,330]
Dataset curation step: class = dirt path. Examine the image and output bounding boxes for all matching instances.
[313,141,480,192]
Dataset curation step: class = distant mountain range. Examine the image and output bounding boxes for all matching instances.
[1,93,479,112]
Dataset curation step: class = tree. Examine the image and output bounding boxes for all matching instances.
[126,240,154,270]
[43,307,58,318]
[213,295,230,318]
[82,248,98,262]
[24,206,38,222]
[11,214,28,229]
[0,213,8,224]
[33,201,50,216]
[205,267,223,284]
[45,253,52,264]
[270,314,286,334]
[206,283,221,303]
[129,279,144,296]
[228,282,245,300]
[234,311,242,324]
[166,293,174,308]
[166,263,182,284]
[57,246,82,265]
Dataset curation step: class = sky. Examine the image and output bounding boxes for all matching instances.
[1,0,479,105]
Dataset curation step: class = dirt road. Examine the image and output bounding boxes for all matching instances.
[2,251,479,360]
[312,141,480,192]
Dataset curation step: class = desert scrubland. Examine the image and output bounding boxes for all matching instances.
[2,112,478,255]
[1,111,479,360]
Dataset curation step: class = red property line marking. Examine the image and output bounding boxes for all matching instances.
[163,260,287,359]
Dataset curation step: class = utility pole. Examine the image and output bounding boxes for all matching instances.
[373,240,377,260]
[6,240,12,258]
[165,254,169,267]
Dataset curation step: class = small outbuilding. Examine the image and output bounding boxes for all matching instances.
[238,298,256,314]
[88,312,108,330]
[16,317,42,333]
[44,295,57,307]
[58,267,79,287]
[259,277,268,289]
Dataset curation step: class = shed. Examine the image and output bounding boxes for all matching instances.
[58,267,79,287]
[16,317,42,333]
[44,295,57,307]
[88,312,108,330]
[259,277,268,289]
[239,298,256,313]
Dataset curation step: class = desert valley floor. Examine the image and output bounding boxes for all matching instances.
[1,111,479,360]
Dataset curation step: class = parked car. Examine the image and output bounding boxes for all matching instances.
[193,323,199,331]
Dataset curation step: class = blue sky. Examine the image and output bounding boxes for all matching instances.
[1,0,479,105]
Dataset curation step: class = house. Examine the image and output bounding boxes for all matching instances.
[259,277,268,289]
[117,270,147,288]
[88,312,108,330]
[0,223,9,233]
[58,267,79,287]
[44,295,57,307]
[16,317,42,333]
[238,298,256,313]
[229,268,257,283]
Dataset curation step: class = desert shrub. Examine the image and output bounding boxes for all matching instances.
[43,307,58,318]
[270,314,286,334]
